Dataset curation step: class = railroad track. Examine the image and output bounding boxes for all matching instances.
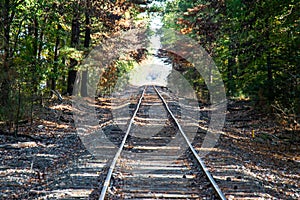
[98,85,226,200]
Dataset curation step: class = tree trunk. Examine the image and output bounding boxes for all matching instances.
[81,0,91,97]
[266,52,274,101]
[0,0,11,107]
[67,59,78,95]
[51,25,61,91]
[227,41,236,96]
[32,17,39,93]
[84,0,91,49]
[265,18,274,102]
[67,3,80,95]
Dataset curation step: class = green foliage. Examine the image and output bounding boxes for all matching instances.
[0,0,140,128]
[163,0,300,115]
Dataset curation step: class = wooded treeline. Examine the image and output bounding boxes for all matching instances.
[163,0,299,121]
[0,0,138,129]
[0,0,299,131]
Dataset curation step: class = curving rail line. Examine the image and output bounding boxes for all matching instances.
[98,85,226,200]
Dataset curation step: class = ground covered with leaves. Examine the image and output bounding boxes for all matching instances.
[0,98,299,199]
[205,100,300,199]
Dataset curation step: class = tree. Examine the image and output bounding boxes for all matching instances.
[0,0,149,129]
[164,0,299,114]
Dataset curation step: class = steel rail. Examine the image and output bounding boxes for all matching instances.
[153,86,227,200]
[98,86,147,200]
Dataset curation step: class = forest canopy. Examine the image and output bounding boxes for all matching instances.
[0,0,299,131]
[163,0,299,116]
[0,0,140,129]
